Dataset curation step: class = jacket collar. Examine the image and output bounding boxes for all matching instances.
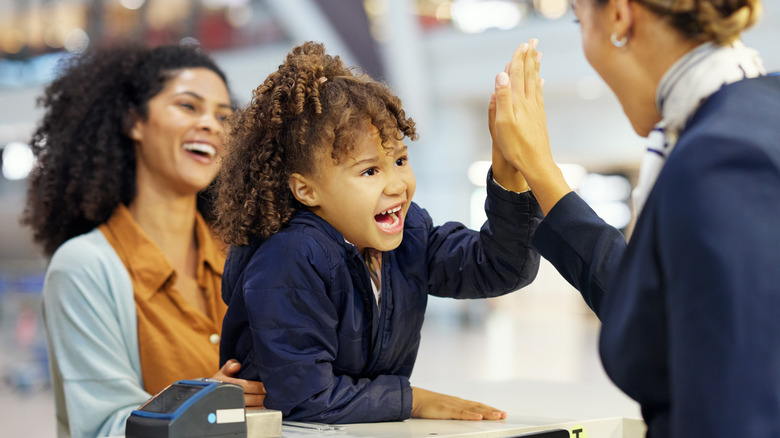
[289,210,360,257]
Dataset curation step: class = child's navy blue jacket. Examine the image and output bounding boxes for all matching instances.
[220,173,542,423]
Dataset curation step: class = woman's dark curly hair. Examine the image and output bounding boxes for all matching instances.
[215,41,417,247]
[22,43,229,257]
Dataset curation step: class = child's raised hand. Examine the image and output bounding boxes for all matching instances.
[492,38,570,214]
[411,386,507,421]
[489,92,530,192]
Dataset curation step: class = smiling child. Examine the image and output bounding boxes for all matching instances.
[214,42,542,423]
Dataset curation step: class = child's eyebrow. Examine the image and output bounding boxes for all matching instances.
[349,155,379,168]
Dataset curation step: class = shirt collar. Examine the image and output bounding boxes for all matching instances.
[101,204,224,301]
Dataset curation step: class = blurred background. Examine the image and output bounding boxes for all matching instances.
[1,0,778,435]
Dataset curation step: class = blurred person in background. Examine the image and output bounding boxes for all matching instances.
[490,0,779,437]
[22,43,264,438]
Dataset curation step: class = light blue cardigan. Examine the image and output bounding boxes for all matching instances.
[43,228,150,438]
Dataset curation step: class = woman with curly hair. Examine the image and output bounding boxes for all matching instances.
[215,41,541,423]
[23,44,264,438]
[491,0,778,436]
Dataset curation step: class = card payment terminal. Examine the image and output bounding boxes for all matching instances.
[126,379,246,438]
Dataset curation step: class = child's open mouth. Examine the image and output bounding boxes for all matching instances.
[374,205,403,233]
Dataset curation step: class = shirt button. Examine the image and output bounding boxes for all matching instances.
[209,333,220,344]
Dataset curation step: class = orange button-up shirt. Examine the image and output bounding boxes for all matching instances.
[99,205,227,395]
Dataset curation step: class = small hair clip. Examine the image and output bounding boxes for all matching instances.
[318,77,328,84]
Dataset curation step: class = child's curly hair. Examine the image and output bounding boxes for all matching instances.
[215,41,418,246]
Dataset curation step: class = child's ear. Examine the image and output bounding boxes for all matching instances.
[288,173,318,207]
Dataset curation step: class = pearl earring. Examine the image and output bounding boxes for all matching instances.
[611,32,627,48]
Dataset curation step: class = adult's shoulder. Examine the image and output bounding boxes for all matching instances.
[48,229,123,274]
[45,228,130,302]
[669,76,780,172]
[682,75,780,145]
[657,76,780,224]
[713,73,780,103]
[705,74,780,108]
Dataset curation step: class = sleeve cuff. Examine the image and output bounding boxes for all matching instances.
[491,175,531,194]
[400,376,413,420]
[486,167,537,206]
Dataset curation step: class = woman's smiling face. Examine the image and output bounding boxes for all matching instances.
[130,67,232,197]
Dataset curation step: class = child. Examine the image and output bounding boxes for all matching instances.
[215,42,541,424]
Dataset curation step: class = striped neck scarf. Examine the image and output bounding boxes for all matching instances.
[632,41,765,214]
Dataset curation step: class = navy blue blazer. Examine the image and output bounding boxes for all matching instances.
[533,75,780,437]
[220,173,541,423]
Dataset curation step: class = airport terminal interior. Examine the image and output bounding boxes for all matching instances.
[1,0,779,436]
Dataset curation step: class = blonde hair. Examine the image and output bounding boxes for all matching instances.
[635,0,762,44]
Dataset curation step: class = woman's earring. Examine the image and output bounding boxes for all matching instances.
[611,32,627,48]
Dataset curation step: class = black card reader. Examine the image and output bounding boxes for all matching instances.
[126,379,247,438]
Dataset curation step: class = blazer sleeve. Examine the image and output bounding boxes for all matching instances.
[241,235,411,424]
[424,169,542,299]
[657,134,780,437]
[43,233,150,438]
[530,191,627,317]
